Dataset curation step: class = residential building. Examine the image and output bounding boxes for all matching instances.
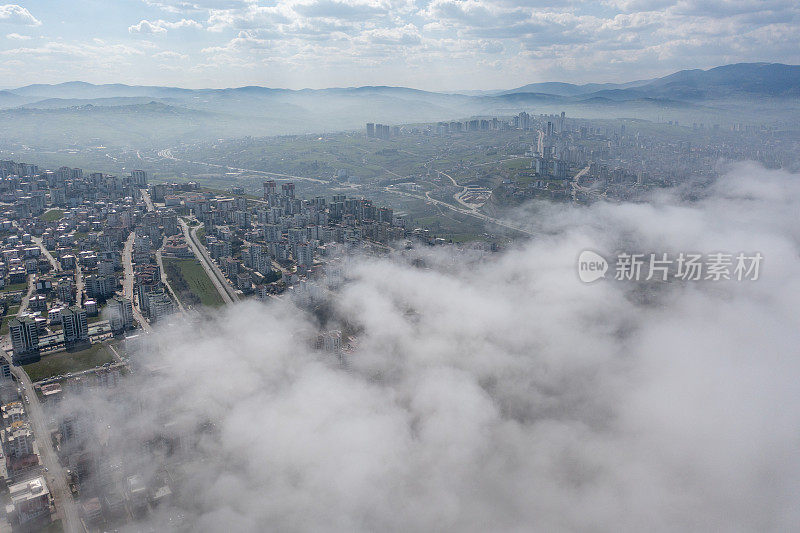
[62,305,89,347]
[9,317,39,363]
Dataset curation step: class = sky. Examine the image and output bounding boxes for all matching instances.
[0,1,797,91]
[62,161,800,532]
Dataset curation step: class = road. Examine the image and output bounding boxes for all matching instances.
[159,145,535,236]
[17,274,36,315]
[158,149,331,184]
[571,165,606,201]
[140,188,154,212]
[31,235,61,272]
[74,262,83,308]
[4,354,82,533]
[436,169,472,211]
[179,219,237,304]
[434,169,489,213]
[122,232,152,333]
[384,186,537,237]
[347,148,534,236]
[574,165,591,182]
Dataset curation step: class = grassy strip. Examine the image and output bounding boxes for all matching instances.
[23,343,116,382]
[1,282,29,293]
[1,315,15,335]
[41,208,65,222]
[163,257,224,308]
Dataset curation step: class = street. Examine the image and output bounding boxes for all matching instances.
[31,235,61,272]
[4,354,82,533]
[122,231,152,333]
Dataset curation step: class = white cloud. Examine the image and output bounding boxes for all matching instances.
[129,19,168,34]
[363,24,422,46]
[0,4,40,26]
[129,18,202,34]
[5,31,29,39]
[153,50,189,60]
[0,39,147,82]
[62,162,800,532]
[206,4,292,32]
[2,0,800,88]
[163,18,203,29]
[144,0,251,13]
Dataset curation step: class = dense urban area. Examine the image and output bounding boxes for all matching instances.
[1,0,798,527]
[0,154,413,530]
[0,104,795,532]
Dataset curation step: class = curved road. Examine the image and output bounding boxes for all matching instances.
[160,145,537,237]
[385,186,536,237]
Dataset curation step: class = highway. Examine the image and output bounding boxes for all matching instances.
[571,165,607,201]
[342,149,536,236]
[159,146,536,237]
[158,148,331,184]
[179,219,238,304]
[434,169,489,213]
[384,186,537,237]
[4,354,82,533]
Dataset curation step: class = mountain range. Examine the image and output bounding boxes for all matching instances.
[0,62,797,149]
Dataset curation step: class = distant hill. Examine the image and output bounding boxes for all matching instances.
[0,102,228,148]
[0,90,26,107]
[11,81,197,100]
[0,63,796,148]
[636,63,800,98]
[7,63,795,108]
[502,79,651,97]
[502,63,800,101]
[17,96,179,109]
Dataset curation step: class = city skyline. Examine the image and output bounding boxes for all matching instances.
[0,1,797,90]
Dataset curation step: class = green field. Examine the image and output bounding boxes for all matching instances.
[502,158,532,171]
[41,208,65,222]
[23,343,116,382]
[163,257,224,308]
[0,304,20,334]
[1,281,28,293]
[1,315,14,335]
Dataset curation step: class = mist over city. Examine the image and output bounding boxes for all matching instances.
[0,1,797,533]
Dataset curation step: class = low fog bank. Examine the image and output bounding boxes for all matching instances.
[63,162,800,532]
